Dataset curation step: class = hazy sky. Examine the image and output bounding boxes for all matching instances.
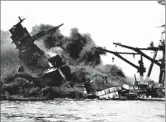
[1,1,165,82]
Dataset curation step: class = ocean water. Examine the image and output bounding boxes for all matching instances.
[1,99,165,122]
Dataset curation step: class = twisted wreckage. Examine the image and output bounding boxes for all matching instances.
[5,17,165,100]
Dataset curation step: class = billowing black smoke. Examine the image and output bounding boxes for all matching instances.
[31,24,106,66]
[30,24,127,88]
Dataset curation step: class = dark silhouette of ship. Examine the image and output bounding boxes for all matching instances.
[9,16,63,70]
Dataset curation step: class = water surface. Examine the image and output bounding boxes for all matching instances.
[1,99,165,122]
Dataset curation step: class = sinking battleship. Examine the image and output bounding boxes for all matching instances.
[9,17,63,71]
[9,17,72,88]
[6,17,165,101]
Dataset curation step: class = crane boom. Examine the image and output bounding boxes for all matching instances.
[96,47,140,70]
[113,43,161,67]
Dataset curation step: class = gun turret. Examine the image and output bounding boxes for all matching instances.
[32,23,64,41]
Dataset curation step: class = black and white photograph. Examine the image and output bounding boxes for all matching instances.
[1,1,165,122]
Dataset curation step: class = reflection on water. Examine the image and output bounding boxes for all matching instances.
[1,99,165,122]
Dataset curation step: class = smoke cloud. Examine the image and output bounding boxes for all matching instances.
[1,30,20,82]
[31,24,106,66]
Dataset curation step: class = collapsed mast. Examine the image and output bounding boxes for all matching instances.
[114,40,165,85]
[97,27,165,86]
